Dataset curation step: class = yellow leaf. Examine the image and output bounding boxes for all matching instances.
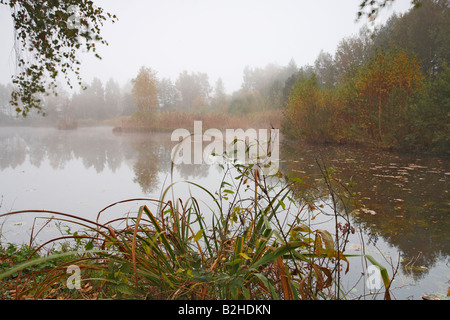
[239,253,251,260]
[193,229,204,242]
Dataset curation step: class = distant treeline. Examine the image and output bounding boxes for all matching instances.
[0,61,297,127]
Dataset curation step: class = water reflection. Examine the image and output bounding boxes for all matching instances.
[130,138,164,194]
[0,127,217,196]
[0,127,448,298]
[280,141,449,282]
[0,127,125,172]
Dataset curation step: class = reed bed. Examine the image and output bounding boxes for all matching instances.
[114,110,283,133]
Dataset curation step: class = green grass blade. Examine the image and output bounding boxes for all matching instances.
[250,241,303,270]
[365,254,391,289]
[0,249,111,280]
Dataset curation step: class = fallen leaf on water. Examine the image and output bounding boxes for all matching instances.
[422,294,440,300]
[361,208,377,215]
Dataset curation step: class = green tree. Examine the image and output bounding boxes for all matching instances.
[1,0,117,116]
[175,71,211,111]
[210,78,228,113]
[314,50,337,88]
[372,0,449,77]
[242,62,299,110]
[282,74,337,143]
[405,62,450,152]
[89,77,106,120]
[41,84,70,122]
[158,78,179,110]
[69,77,105,121]
[228,90,261,115]
[105,78,121,118]
[282,65,314,109]
[0,84,14,121]
[334,27,374,82]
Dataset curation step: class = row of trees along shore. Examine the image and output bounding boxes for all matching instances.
[283,0,449,153]
[0,0,447,153]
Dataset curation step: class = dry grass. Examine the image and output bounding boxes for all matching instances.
[114,110,283,133]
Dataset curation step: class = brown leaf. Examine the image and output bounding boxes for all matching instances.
[275,257,293,300]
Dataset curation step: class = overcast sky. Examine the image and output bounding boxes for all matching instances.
[0,0,412,94]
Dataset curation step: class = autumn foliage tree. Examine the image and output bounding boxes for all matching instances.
[132,66,160,121]
[283,48,425,147]
[283,73,341,143]
[282,1,447,152]
[354,48,424,143]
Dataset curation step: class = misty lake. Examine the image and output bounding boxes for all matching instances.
[0,126,448,300]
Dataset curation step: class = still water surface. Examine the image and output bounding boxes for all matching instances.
[0,126,448,300]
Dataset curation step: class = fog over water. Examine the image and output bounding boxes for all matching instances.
[0,0,412,93]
